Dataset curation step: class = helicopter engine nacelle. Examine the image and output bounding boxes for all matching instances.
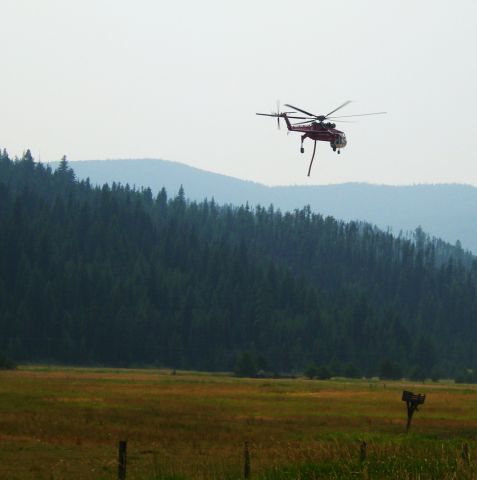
[331,134,347,150]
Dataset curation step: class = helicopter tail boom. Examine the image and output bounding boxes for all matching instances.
[281,113,292,130]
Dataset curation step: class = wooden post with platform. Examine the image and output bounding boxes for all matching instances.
[402,390,425,432]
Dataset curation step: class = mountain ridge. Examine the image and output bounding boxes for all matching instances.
[53,158,477,253]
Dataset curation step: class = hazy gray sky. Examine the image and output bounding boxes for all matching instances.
[2,0,476,186]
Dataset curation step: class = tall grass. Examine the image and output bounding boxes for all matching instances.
[2,367,477,478]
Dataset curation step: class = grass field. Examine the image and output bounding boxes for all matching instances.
[2,367,477,479]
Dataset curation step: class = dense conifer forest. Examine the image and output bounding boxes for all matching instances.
[1,150,476,378]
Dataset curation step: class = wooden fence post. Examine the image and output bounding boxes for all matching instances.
[462,442,470,465]
[359,441,367,463]
[118,440,127,480]
[244,441,251,479]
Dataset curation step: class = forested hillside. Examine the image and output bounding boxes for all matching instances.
[63,159,477,253]
[1,151,476,378]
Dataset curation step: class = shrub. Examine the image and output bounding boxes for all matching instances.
[409,365,427,382]
[234,352,257,378]
[455,369,477,384]
[0,352,16,370]
[379,359,402,380]
[317,365,332,380]
[343,363,360,379]
[430,365,443,382]
[304,363,318,379]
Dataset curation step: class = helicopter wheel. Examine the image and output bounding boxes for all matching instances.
[300,147,304,154]
[338,150,341,155]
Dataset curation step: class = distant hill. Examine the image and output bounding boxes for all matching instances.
[59,159,477,253]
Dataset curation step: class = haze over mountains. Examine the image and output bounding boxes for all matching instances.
[63,159,477,253]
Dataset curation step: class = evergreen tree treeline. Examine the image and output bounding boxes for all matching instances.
[0,150,476,377]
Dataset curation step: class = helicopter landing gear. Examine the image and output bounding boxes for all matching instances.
[300,134,307,155]
[338,150,341,155]
[332,146,336,152]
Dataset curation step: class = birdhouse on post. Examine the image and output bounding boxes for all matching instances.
[402,390,425,432]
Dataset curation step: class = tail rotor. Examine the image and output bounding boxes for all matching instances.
[275,100,296,130]
[256,101,297,130]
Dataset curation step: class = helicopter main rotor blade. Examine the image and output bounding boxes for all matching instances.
[256,113,314,120]
[284,104,317,118]
[285,115,315,119]
[292,119,358,125]
[324,100,352,118]
[327,111,387,119]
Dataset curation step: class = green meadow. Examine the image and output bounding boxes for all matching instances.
[2,367,477,479]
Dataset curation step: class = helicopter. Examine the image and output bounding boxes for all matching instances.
[256,101,386,176]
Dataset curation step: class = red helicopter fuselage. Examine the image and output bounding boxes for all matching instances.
[282,114,347,151]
